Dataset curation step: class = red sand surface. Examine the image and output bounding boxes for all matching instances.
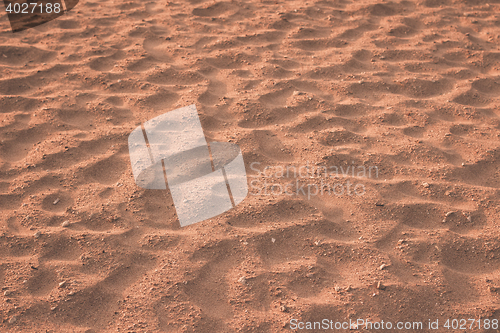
[1,0,500,332]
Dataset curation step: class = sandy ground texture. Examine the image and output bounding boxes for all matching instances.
[1,0,500,332]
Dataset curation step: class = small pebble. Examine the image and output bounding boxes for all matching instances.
[238,276,247,285]
[58,281,67,288]
[422,182,430,188]
[280,305,288,312]
[34,231,41,238]
[379,264,387,270]
[4,290,12,296]
[62,221,70,227]
[271,238,276,243]
[376,281,385,290]
[8,316,17,324]
[53,198,60,205]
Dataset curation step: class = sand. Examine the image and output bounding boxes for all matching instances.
[1,0,500,332]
